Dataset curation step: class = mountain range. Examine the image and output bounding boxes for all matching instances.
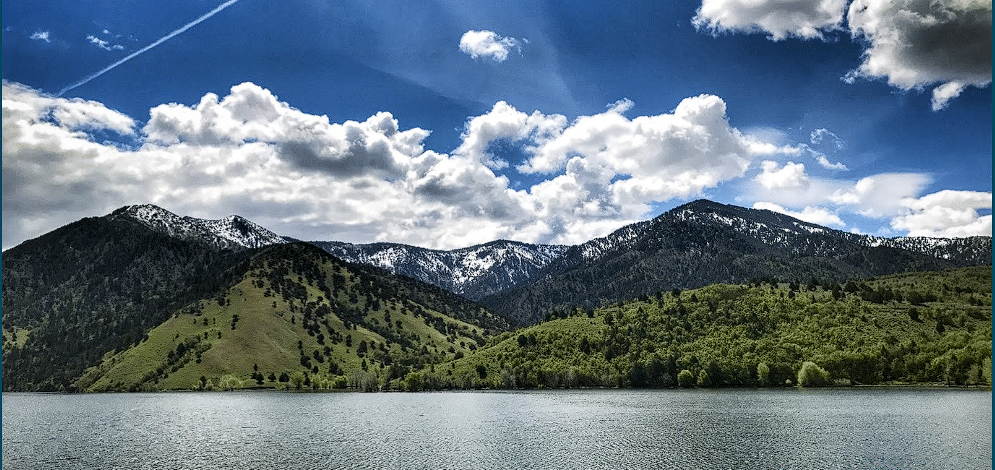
[313,240,569,301]
[2,199,990,390]
[479,200,991,323]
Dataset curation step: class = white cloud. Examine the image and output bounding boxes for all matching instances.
[753,201,845,228]
[2,83,808,250]
[828,173,932,217]
[2,81,136,134]
[143,83,431,179]
[2,82,540,250]
[30,30,51,42]
[3,81,986,251]
[452,101,566,170]
[745,167,956,236]
[695,0,992,109]
[459,30,522,62]
[845,0,991,109]
[516,94,803,228]
[692,0,847,40]
[87,35,124,51]
[930,80,967,111]
[892,190,992,237]
[810,128,843,149]
[813,153,848,171]
[755,160,809,190]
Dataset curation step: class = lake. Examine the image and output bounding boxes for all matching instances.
[2,388,991,469]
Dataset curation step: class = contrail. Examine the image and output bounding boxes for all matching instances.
[57,0,242,97]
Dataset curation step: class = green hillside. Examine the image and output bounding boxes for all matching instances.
[402,266,992,390]
[75,243,507,392]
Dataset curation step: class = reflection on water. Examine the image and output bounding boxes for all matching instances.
[3,388,991,469]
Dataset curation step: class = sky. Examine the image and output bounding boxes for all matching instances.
[2,0,992,250]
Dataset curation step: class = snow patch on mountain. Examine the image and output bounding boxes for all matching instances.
[314,240,568,300]
[113,204,286,250]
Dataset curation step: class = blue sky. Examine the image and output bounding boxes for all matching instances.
[2,0,991,250]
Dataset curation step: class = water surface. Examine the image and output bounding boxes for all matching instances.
[3,388,991,469]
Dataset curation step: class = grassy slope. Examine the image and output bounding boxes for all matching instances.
[426,266,992,390]
[76,247,491,392]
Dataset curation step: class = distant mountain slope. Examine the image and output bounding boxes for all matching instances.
[110,204,287,250]
[863,236,992,265]
[312,239,568,300]
[481,200,991,324]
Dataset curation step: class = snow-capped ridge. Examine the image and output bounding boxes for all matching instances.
[106,199,989,307]
[111,204,285,250]
[313,239,569,300]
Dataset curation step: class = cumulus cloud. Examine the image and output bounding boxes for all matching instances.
[453,100,565,169]
[892,190,992,237]
[753,201,845,228]
[459,30,522,62]
[755,160,809,190]
[4,81,985,251]
[930,80,968,111]
[692,0,847,40]
[3,82,811,250]
[828,173,933,217]
[3,85,140,247]
[2,81,136,134]
[845,0,992,110]
[143,83,426,178]
[695,0,992,109]
[30,30,51,42]
[511,94,802,227]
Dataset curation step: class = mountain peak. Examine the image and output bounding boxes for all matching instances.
[675,198,726,212]
[113,203,175,219]
[110,204,285,250]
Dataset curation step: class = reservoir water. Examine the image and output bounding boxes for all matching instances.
[2,388,991,469]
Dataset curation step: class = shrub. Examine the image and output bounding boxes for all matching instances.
[696,370,712,388]
[983,357,992,386]
[757,362,770,387]
[218,374,243,391]
[797,361,831,387]
[677,369,695,388]
[333,376,348,389]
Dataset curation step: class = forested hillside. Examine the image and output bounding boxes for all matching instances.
[66,243,509,392]
[399,266,992,390]
[1,216,252,391]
